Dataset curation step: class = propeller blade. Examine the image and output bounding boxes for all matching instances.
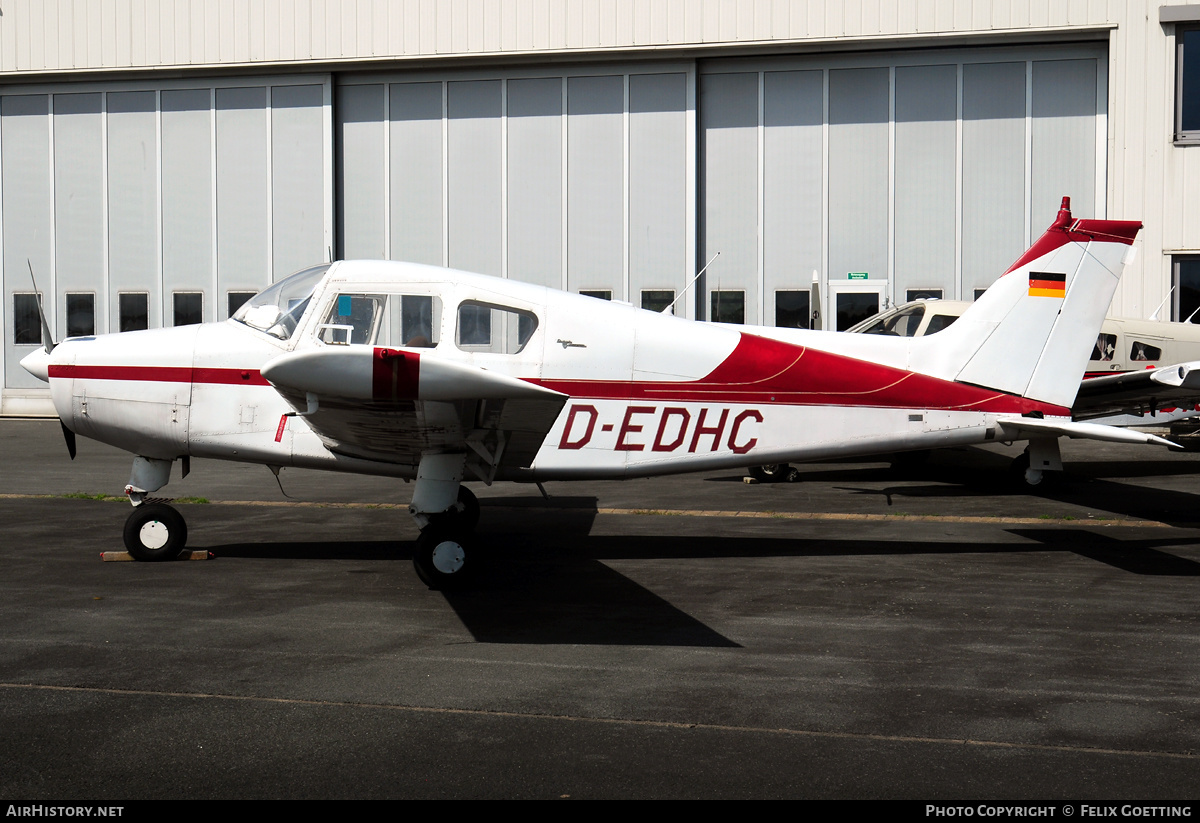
[27,260,56,354]
[60,421,76,460]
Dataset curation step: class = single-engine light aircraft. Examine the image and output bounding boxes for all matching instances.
[20,198,1174,587]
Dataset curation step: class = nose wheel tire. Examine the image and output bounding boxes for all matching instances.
[413,525,473,590]
[123,503,188,561]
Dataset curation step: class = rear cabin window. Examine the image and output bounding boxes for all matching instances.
[1092,333,1117,362]
[456,302,537,354]
[1131,341,1163,361]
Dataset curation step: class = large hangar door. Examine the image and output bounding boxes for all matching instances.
[337,66,693,314]
[0,76,332,412]
[700,44,1106,329]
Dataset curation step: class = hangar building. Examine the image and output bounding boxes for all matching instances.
[1,1,1197,413]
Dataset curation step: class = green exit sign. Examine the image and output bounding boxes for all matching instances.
[847,272,869,280]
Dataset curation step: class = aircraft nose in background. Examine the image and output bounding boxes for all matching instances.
[20,347,51,382]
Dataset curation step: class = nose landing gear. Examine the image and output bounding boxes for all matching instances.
[121,455,188,561]
[123,502,188,561]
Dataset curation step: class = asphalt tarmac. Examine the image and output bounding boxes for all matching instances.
[1,419,1199,800]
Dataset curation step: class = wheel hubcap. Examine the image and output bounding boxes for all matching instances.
[139,520,169,550]
[430,540,465,574]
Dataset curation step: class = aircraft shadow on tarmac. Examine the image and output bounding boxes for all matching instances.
[1007,529,1200,575]
[197,492,1200,645]
[829,474,1200,529]
[712,445,1200,528]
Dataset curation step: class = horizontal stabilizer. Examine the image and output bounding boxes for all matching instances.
[997,416,1180,448]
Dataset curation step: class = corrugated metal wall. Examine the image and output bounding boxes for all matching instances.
[0,1,1135,74]
[337,64,694,308]
[1,76,332,396]
[699,44,1105,326]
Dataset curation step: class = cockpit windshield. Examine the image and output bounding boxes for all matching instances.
[232,264,331,340]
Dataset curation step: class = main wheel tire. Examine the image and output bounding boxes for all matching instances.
[451,485,481,533]
[413,525,473,590]
[123,503,187,562]
[1009,451,1053,488]
[749,463,791,483]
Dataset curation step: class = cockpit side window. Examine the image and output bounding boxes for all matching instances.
[318,293,441,347]
[319,294,383,345]
[455,301,538,354]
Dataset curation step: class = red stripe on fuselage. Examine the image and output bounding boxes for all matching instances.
[532,333,1070,416]
[49,334,1069,416]
[47,364,270,386]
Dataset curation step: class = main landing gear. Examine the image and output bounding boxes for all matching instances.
[1011,437,1063,487]
[121,455,188,561]
[748,463,797,483]
[409,454,482,590]
[411,486,481,589]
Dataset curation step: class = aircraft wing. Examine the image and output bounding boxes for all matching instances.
[260,346,568,478]
[1071,361,1200,422]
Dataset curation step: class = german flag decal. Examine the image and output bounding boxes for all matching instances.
[1028,271,1066,298]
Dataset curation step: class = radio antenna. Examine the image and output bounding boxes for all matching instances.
[664,251,720,315]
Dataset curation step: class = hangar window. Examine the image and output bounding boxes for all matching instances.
[1173,256,1200,322]
[66,293,95,338]
[456,301,537,354]
[775,290,810,329]
[641,290,674,313]
[118,293,149,333]
[227,292,256,319]
[906,288,943,302]
[710,291,745,324]
[973,288,988,301]
[173,292,203,327]
[13,293,42,345]
[580,290,612,301]
[1177,26,1200,143]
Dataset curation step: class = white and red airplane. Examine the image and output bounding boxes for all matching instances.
[20,197,1174,587]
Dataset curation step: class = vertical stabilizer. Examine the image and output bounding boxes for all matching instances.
[911,198,1141,411]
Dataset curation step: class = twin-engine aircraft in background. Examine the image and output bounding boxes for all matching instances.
[21,197,1175,588]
